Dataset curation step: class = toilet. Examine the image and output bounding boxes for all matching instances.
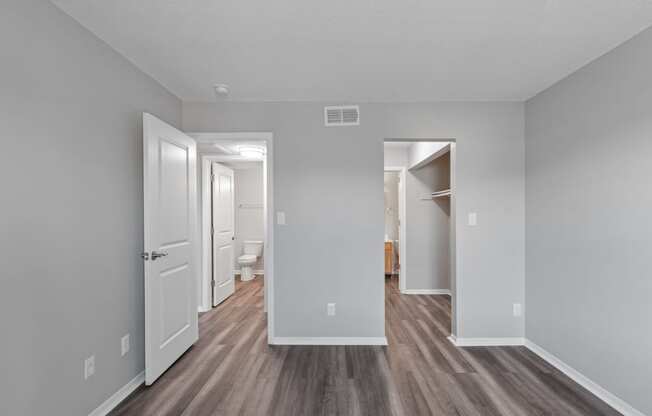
[238,240,263,281]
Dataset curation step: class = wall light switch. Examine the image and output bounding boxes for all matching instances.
[121,334,130,357]
[84,355,95,380]
[468,212,477,226]
[277,211,286,225]
[513,303,522,317]
[327,303,336,316]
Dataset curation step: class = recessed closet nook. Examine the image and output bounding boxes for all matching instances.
[384,141,453,295]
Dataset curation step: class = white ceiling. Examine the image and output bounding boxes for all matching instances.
[220,160,263,171]
[52,0,652,102]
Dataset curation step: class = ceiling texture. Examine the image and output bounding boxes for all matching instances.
[51,0,652,102]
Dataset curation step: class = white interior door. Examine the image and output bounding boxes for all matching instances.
[143,113,198,386]
[212,163,235,306]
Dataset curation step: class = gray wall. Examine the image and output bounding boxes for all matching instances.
[407,142,449,168]
[0,1,181,415]
[525,27,652,415]
[183,101,525,339]
[384,146,409,166]
[187,103,386,338]
[384,172,400,242]
[406,153,451,291]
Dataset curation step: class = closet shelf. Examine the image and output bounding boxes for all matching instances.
[420,189,451,200]
[431,189,451,198]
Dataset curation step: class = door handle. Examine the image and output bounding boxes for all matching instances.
[151,251,168,260]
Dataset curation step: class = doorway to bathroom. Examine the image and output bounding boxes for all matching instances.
[191,132,275,340]
[210,160,265,306]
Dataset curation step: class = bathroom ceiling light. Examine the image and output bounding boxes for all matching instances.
[238,145,265,159]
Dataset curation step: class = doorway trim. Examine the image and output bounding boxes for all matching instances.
[384,138,458,338]
[191,132,275,342]
[384,166,407,292]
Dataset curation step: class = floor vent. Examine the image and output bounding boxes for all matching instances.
[324,105,360,126]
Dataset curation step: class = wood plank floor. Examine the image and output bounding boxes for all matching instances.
[111,277,621,416]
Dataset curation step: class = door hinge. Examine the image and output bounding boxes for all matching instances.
[211,280,216,288]
[211,225,214,236]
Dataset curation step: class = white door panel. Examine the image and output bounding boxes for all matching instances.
[159,141,190,244]
[143,113,198,386]
[212,163,235,306]
[215,244,233,285]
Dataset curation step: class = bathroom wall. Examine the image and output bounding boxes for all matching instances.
[233,163,265,273]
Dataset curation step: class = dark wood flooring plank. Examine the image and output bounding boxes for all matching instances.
[110,276,622,416]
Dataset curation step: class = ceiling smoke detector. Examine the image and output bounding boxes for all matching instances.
[214,84,230,98]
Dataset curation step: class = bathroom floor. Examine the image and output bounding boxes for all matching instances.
[110,277,620,416]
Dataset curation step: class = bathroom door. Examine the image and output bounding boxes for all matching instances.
[211,162,235,306]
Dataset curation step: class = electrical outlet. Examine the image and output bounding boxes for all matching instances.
[121,334,130,357]
[277,211,286,225]
[468,212,477,226]
[327,303,336,316]
[84,355,95,380]
[513,303,522,317]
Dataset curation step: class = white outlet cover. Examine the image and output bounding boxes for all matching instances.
[468,212,477,226]
[84,355,95,380]
[121,334,130,356]
[277,211,286,225]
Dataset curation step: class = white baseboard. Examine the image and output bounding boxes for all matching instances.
[401,288,452,296]
[271,337,388,346]
[448,335,525,347]
[524,340,644,416]
[197,305,211,313]
[88,371,144,416]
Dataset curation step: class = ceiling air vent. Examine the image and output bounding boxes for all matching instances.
[324,105,360,126]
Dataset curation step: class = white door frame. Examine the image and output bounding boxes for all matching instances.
[192,132,275,342]
[384,138,458,337]
[384,166,407,293]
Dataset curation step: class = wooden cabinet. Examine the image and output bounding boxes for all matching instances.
[384,241,393,275]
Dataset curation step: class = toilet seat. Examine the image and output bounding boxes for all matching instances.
[238,254,257,264]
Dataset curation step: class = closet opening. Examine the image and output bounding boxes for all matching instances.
[383,140,458,339]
